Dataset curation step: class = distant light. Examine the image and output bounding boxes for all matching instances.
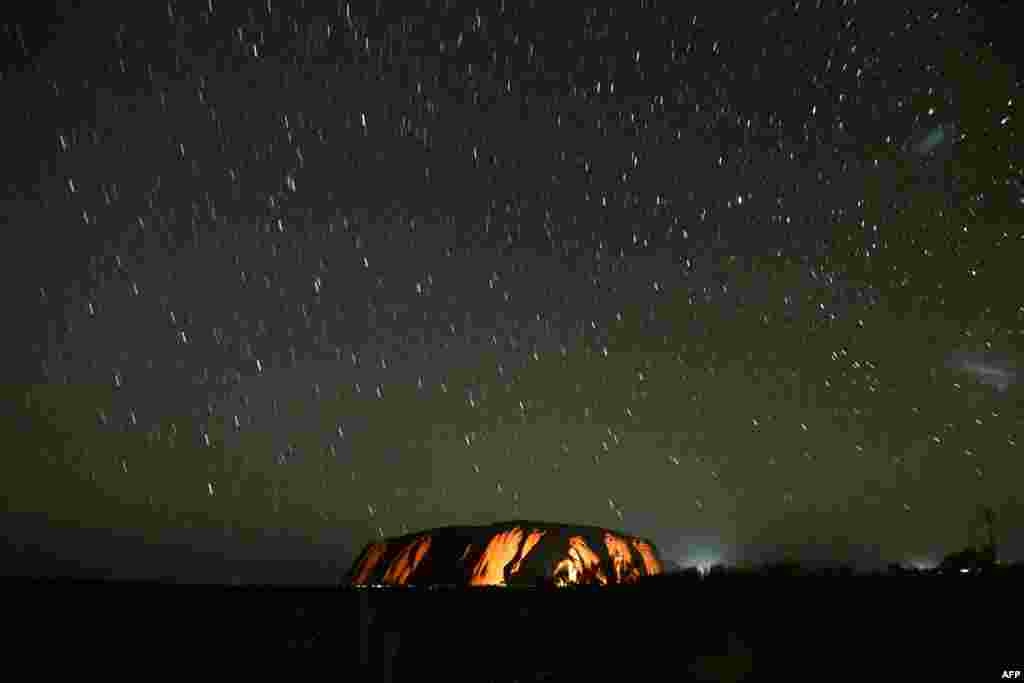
[678,544,725,576]
[959,568,970,574]
[908,557,938,571]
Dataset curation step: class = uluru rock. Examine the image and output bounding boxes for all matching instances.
[347,520,663,587]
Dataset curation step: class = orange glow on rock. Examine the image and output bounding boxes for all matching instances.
[508,529,546,576]
[382,534,432,585]
[347,521,664,588]
[553,536,608,587]
[470,527,547,586]
[631,539,663,576]
[604,532,641,583]
[352,542,389,585]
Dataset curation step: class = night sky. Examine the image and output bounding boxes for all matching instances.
[3,1,1021,585]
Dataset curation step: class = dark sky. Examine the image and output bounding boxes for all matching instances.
[2,1,1021,584]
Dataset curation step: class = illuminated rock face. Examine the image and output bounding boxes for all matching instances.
[348,521,663,588]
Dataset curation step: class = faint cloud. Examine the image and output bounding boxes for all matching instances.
[944,349,1018,392]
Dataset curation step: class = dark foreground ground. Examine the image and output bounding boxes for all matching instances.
[3,574,1020,681]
